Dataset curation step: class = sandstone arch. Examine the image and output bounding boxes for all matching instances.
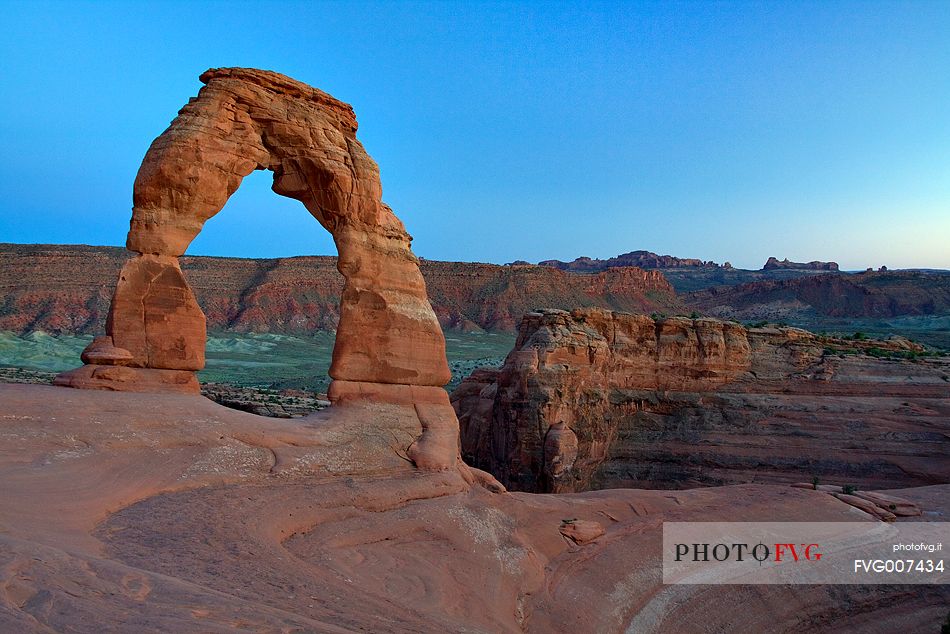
[56,68,459,469]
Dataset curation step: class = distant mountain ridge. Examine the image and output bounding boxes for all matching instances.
[763,256,839,271]
[537,250,728,271]
[532,250,852,293]
[3,243,948,347]
[0,243,680,335]
[687,269,950,320]
[536,250,843,274]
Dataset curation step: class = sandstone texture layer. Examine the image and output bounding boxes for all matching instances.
[452,308,950,493]
[1,383,947,633]
[0,244,680,335]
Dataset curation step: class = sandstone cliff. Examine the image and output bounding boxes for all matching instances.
[451,308,950,493]
[0,243,680,335]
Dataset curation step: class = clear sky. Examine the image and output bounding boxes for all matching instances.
[1,0,948,270]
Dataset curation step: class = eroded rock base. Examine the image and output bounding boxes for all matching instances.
[53,365,200,394]
[1,384,946,633]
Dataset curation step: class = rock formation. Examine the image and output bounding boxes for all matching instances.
[51,68,468,471]
[9,243,948,336]
[789,483,922,521]
[54,68,447,390]
[452,308,950,493]
[763,256,839,271]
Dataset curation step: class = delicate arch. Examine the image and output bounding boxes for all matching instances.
[56,68,450,401]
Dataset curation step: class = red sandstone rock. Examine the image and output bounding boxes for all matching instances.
[53,364,200,394]
[687,269,950,321]
[103,255,206,370]
[790,484,923,520]
[326,380,464,472]
[127,67,448,388]
[853,491,922,517]
[79,336,134,366]
[453,308,950,493]
[763,256,839,271]
[833,493,898,522]
[60,67,450,393]
[559,519,605,544]
[539,250,724,271]
[543,422,579,493]
[0,244,681,335]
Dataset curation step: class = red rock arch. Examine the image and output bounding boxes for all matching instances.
[56,69,456,460]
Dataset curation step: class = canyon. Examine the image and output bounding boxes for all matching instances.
[452,308,950,493]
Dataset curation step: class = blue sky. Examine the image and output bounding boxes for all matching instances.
[1,0,948,269]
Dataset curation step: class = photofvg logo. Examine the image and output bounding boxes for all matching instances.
[663,522,948,585]
[674,541,823,564]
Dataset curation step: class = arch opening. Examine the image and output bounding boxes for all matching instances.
[187,166,336,260]
[181,166,342,406]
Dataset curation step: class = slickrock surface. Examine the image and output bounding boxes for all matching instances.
[0,244,680,335]
[1,383,947,633]
[452,308,950,493]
